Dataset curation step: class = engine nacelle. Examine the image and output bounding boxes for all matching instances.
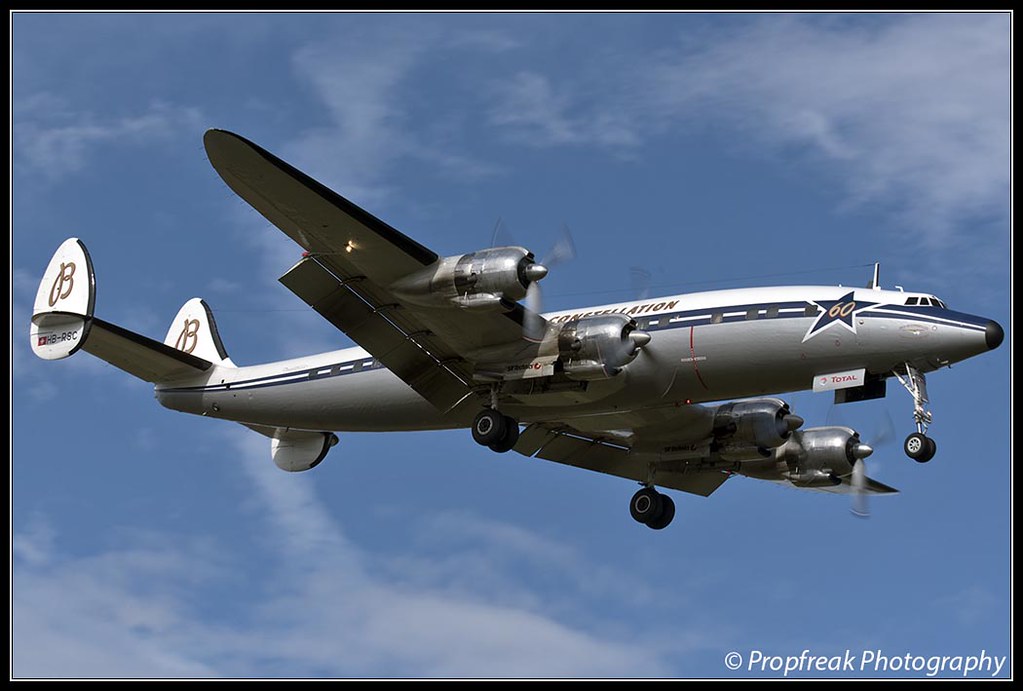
[271,431,339,472]
[713,398,802,453]
[557,314,650,380]
[778,426,872,487]
[391,246,547,310]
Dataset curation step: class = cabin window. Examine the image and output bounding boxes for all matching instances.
[805,305,818,317]
[766,306,780,319]
[746,308,759,320]
[711,312,723,324]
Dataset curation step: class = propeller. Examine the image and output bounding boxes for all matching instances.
[849,439,873,518]
[523,224,576,341]
[630,266,652,300]
[846,408,894,519]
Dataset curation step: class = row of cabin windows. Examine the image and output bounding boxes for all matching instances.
[702,304,820,325]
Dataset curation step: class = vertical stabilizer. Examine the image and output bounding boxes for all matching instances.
[163,298,235,367]
[31,238,96,360]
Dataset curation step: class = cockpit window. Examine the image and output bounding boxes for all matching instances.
[906,297,919,305]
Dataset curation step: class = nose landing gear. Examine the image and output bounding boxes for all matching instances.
[894,364,937,463]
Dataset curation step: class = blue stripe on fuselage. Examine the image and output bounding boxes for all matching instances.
[157,300,986,393]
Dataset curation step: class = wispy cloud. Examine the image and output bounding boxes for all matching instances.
[14,95,203,180]
[13,428,691,678]
[482,14,1008,247]
[285,27,500,207]
[488,71,640,149]
[647,14,1009,246]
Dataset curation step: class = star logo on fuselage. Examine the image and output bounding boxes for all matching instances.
[801,291,880,343]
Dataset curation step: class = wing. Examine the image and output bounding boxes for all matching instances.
[204,129,542,410]
[512,404,732,497]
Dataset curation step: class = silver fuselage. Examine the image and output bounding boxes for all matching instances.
[155,285,997,432]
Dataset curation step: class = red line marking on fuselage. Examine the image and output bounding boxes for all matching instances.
[690,325,709,390]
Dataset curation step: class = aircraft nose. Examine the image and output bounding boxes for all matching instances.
[986,320,1004,350]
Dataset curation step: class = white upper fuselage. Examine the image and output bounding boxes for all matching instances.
[155,284,997,432]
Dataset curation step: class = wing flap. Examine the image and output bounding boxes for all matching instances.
[83,318,212,383]
[515,423,730,497]
[809,475,899,495]
[280,256,472,411]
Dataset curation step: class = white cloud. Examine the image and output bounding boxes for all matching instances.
[646,14,1009,245]
[488,71,640,149]
[285,28,499,207]
[14,96,203,180]
[12,428,690,678]
[481,14,1008,246]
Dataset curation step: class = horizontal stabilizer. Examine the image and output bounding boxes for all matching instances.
[31,237,218,383]
[83,317,213,383]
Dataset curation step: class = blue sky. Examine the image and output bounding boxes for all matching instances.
[11,11,1010,679]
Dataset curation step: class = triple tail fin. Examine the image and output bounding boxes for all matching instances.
[30,237,234,383]
[162,298,235,368]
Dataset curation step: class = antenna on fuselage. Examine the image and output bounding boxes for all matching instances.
[866,262,881,290]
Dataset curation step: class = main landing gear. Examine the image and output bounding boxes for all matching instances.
[471,408,520,453]
[894,363,937,463]
[630,486,675,530]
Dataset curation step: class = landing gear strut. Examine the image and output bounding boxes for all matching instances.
[471,408,519,453]
[893,363,937,463]
[629,486,675,530]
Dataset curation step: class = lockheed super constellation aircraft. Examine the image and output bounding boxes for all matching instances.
[30,129,1004,529]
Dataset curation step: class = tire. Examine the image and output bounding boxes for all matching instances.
[472,409,507,446]
[629,487,664,525]
[646,494,675,530]
[488,416,520,453]
[916,435,937,463]
[905,432,936,462]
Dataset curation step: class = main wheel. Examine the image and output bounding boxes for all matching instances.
[904,432,936,462]
[488,416,520,453]
[629,487,664,525]
[472,409,507,446]
[646,494,675,530]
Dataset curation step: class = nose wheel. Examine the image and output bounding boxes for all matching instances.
[893,363,937,463]
[629,487,676,530]
[904,432,936,463]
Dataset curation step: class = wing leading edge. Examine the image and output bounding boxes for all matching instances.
[204,129,544,410]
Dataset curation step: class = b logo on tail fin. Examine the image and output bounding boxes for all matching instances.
[48,261,77,307]
[174,318,201,354]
